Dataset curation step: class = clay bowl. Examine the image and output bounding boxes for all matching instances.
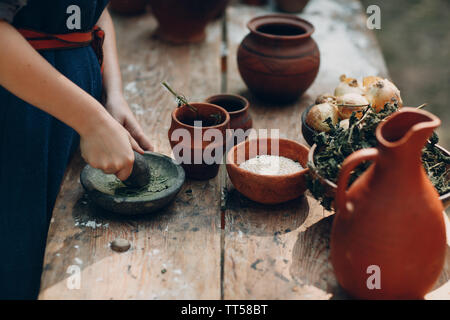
[308,143,450,210]
[80,152,185,215]
[301,104,316,146]
[205,94,252,131]
[150,0,228,44]
[275,0,310,13]
[226,138,309,204]
[109,0,148,16]
[168,103,230,180]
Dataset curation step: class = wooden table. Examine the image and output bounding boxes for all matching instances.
[39,0,450,300]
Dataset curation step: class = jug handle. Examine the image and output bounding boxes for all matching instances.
[336,148,379,218]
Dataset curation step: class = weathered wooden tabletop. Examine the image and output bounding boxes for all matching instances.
[39,0,450,300]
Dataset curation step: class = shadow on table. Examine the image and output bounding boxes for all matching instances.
[224,187,309,237]
[289,215,350,299]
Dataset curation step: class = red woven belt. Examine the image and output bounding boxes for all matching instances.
[17,26,105,72]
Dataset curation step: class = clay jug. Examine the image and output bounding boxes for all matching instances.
[331,107,447,299]
[237,14,320,103]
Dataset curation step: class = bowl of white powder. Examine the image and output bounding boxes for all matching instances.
[226,138,309,204]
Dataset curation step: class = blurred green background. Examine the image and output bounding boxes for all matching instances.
[360,0,449,147]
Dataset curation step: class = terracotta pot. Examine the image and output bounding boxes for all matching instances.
[150,0,228,44]
[205,94,252,131]
[214,0,230,19]
[168,103,230,180]
[242,0,268,5]
[276,0,310,13]
[109,0,148,16]
[331,107,447,299]
[226,138,309,204]
[237,14,320,103]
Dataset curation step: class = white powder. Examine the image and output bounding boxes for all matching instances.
[239,155,303,175]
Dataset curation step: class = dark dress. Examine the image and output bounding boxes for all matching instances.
[0,0,109,299]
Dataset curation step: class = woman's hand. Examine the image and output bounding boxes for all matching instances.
[105,94,154,151]
[79,114,144,181]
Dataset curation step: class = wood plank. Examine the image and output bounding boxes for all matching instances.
[223,0,449,300]
[39,12,223,299]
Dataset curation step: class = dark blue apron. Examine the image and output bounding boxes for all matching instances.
[0,0,109,299]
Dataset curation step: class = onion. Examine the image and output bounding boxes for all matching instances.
[365,79,403,112]
[339,119,350,130]
[334,74,364,97]
[363,76,383,88]
[315,93,336,105]
[336,93,369,119]
[306,103,339,132]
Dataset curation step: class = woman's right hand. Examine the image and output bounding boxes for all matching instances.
[79,115,144,181]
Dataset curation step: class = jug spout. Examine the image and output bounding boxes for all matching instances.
[376,107,441,155]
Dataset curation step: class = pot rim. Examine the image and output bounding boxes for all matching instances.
[205,94,250,115]
[247,14,315,41]
[171,102,231,130]
[227,137,310,179]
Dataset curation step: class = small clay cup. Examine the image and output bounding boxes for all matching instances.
[168,103,230,180]
[109,0,148,16]
[205,94,252,131]
[226,138,309,204]
[237,14,320,103]
[276,0,310,13]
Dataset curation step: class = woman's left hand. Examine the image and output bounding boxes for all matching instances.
[105,94,154,151]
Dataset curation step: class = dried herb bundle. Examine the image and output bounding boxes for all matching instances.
[161,81,223,126]
[307,103,450,210]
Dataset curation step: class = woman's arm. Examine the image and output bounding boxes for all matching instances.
[0,20,141,180]
[97,8,153,151]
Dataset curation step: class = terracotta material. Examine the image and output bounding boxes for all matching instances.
[168,103,230,180]
[214,0,230,19]
[308,143,450,210]
[301,104,316,146]
[109,0,148,16]
[242,0,268,5]
[331,107,447,299]
[205,94,253,131]
[276,0,310,13]
[226,138,309,204]
[237,14,320,103]
[150,0,228,44]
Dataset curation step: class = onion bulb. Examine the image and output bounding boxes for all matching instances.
[365,79,403,112]
[336,93,369,119]
[334,74,364,97]
[363,76,383,88]
[306,103,339,132]
[315,93,336,105]
[339,119,350,130]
